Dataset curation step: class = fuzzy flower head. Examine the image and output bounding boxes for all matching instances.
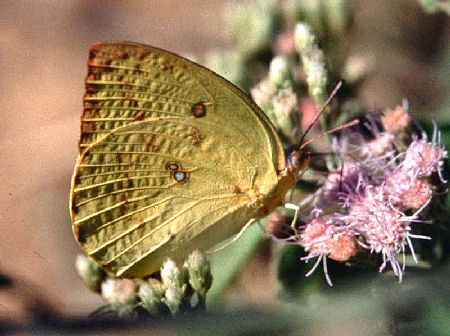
[385,171,432,209]
[301,219,357,262]
[323,163,363,196]
[360,133,395,157]
[381,105,411,134]
[276,106,446,285]
[337,185,428,281]
[347,189,407,253]
[300,218,357,285]
[402,130,447,181]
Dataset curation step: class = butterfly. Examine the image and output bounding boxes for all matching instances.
[70,42,316,278]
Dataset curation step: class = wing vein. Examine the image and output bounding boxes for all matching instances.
[99,200,201,263]
[115,201,235,276]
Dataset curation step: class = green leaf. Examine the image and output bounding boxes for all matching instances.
[206,222,264,307]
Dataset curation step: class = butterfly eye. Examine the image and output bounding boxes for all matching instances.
[173,171,188,183]
[166,161,181,171]
[191,102,206,118]
[287,150,311,172]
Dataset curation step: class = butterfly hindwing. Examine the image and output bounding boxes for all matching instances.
[71,42,286,277]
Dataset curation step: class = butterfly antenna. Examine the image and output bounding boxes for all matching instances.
[297,81,343,148]
[299,119,359,150]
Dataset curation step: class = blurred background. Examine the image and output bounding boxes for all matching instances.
[0,0,449,334]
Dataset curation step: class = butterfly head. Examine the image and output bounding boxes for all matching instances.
[285,146,311,176]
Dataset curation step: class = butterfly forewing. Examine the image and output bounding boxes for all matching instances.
[81,42,284,169]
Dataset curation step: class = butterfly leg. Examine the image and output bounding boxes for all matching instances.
[206,218,256,254]
[284,203,300,235]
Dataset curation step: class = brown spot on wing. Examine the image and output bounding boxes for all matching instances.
[191,127,201,146]
[81,122,96,133]
[123,154,133,166]
[133,111,145,121]
[135,51,150,60]
[84,109,100,118]
[161,63,173,71]
[145,135,158,152]
[191,102,206,118]
[117,51,129,60]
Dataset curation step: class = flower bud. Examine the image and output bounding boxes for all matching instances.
[75,254,106,293]
[306,60,327,102]
[381,106,411,134]
[295,23,328,104]
[270,87,299,142]
[251,79,277,107]
[183,250,212,295]
[163,285,186,314]
[294,23,316,51]
[361,133,395,157]
[101,278,137,306]
[267,212,294,240]
[160,258,187,289]
[269,56,290,86]
[138,278,165,315]
[403,137,447,178]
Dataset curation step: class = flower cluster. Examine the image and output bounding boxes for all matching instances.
[250,22,330,145]
[270,106,447,285]
[76,250,212,318]
[251,56,300,144]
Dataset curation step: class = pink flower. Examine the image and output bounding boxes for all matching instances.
[381,105,411,134]
[385,171,432,209]
[300,98,319,132]
[403,132,447,181]
[360,133,395,156]
[272,105,446,285]
[274,32,297,55]
[300,219,357,285]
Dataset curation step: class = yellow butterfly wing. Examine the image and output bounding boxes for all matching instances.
[71,42,287,277]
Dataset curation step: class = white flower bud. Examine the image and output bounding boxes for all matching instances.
[75,254,105,293]
[101,278,136,306]
[295,23,315,51]
[183,250,212,294]
[160,259,182,288]
[138,278,165,315]
[163,285,185,314]
[269,56,290,86]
